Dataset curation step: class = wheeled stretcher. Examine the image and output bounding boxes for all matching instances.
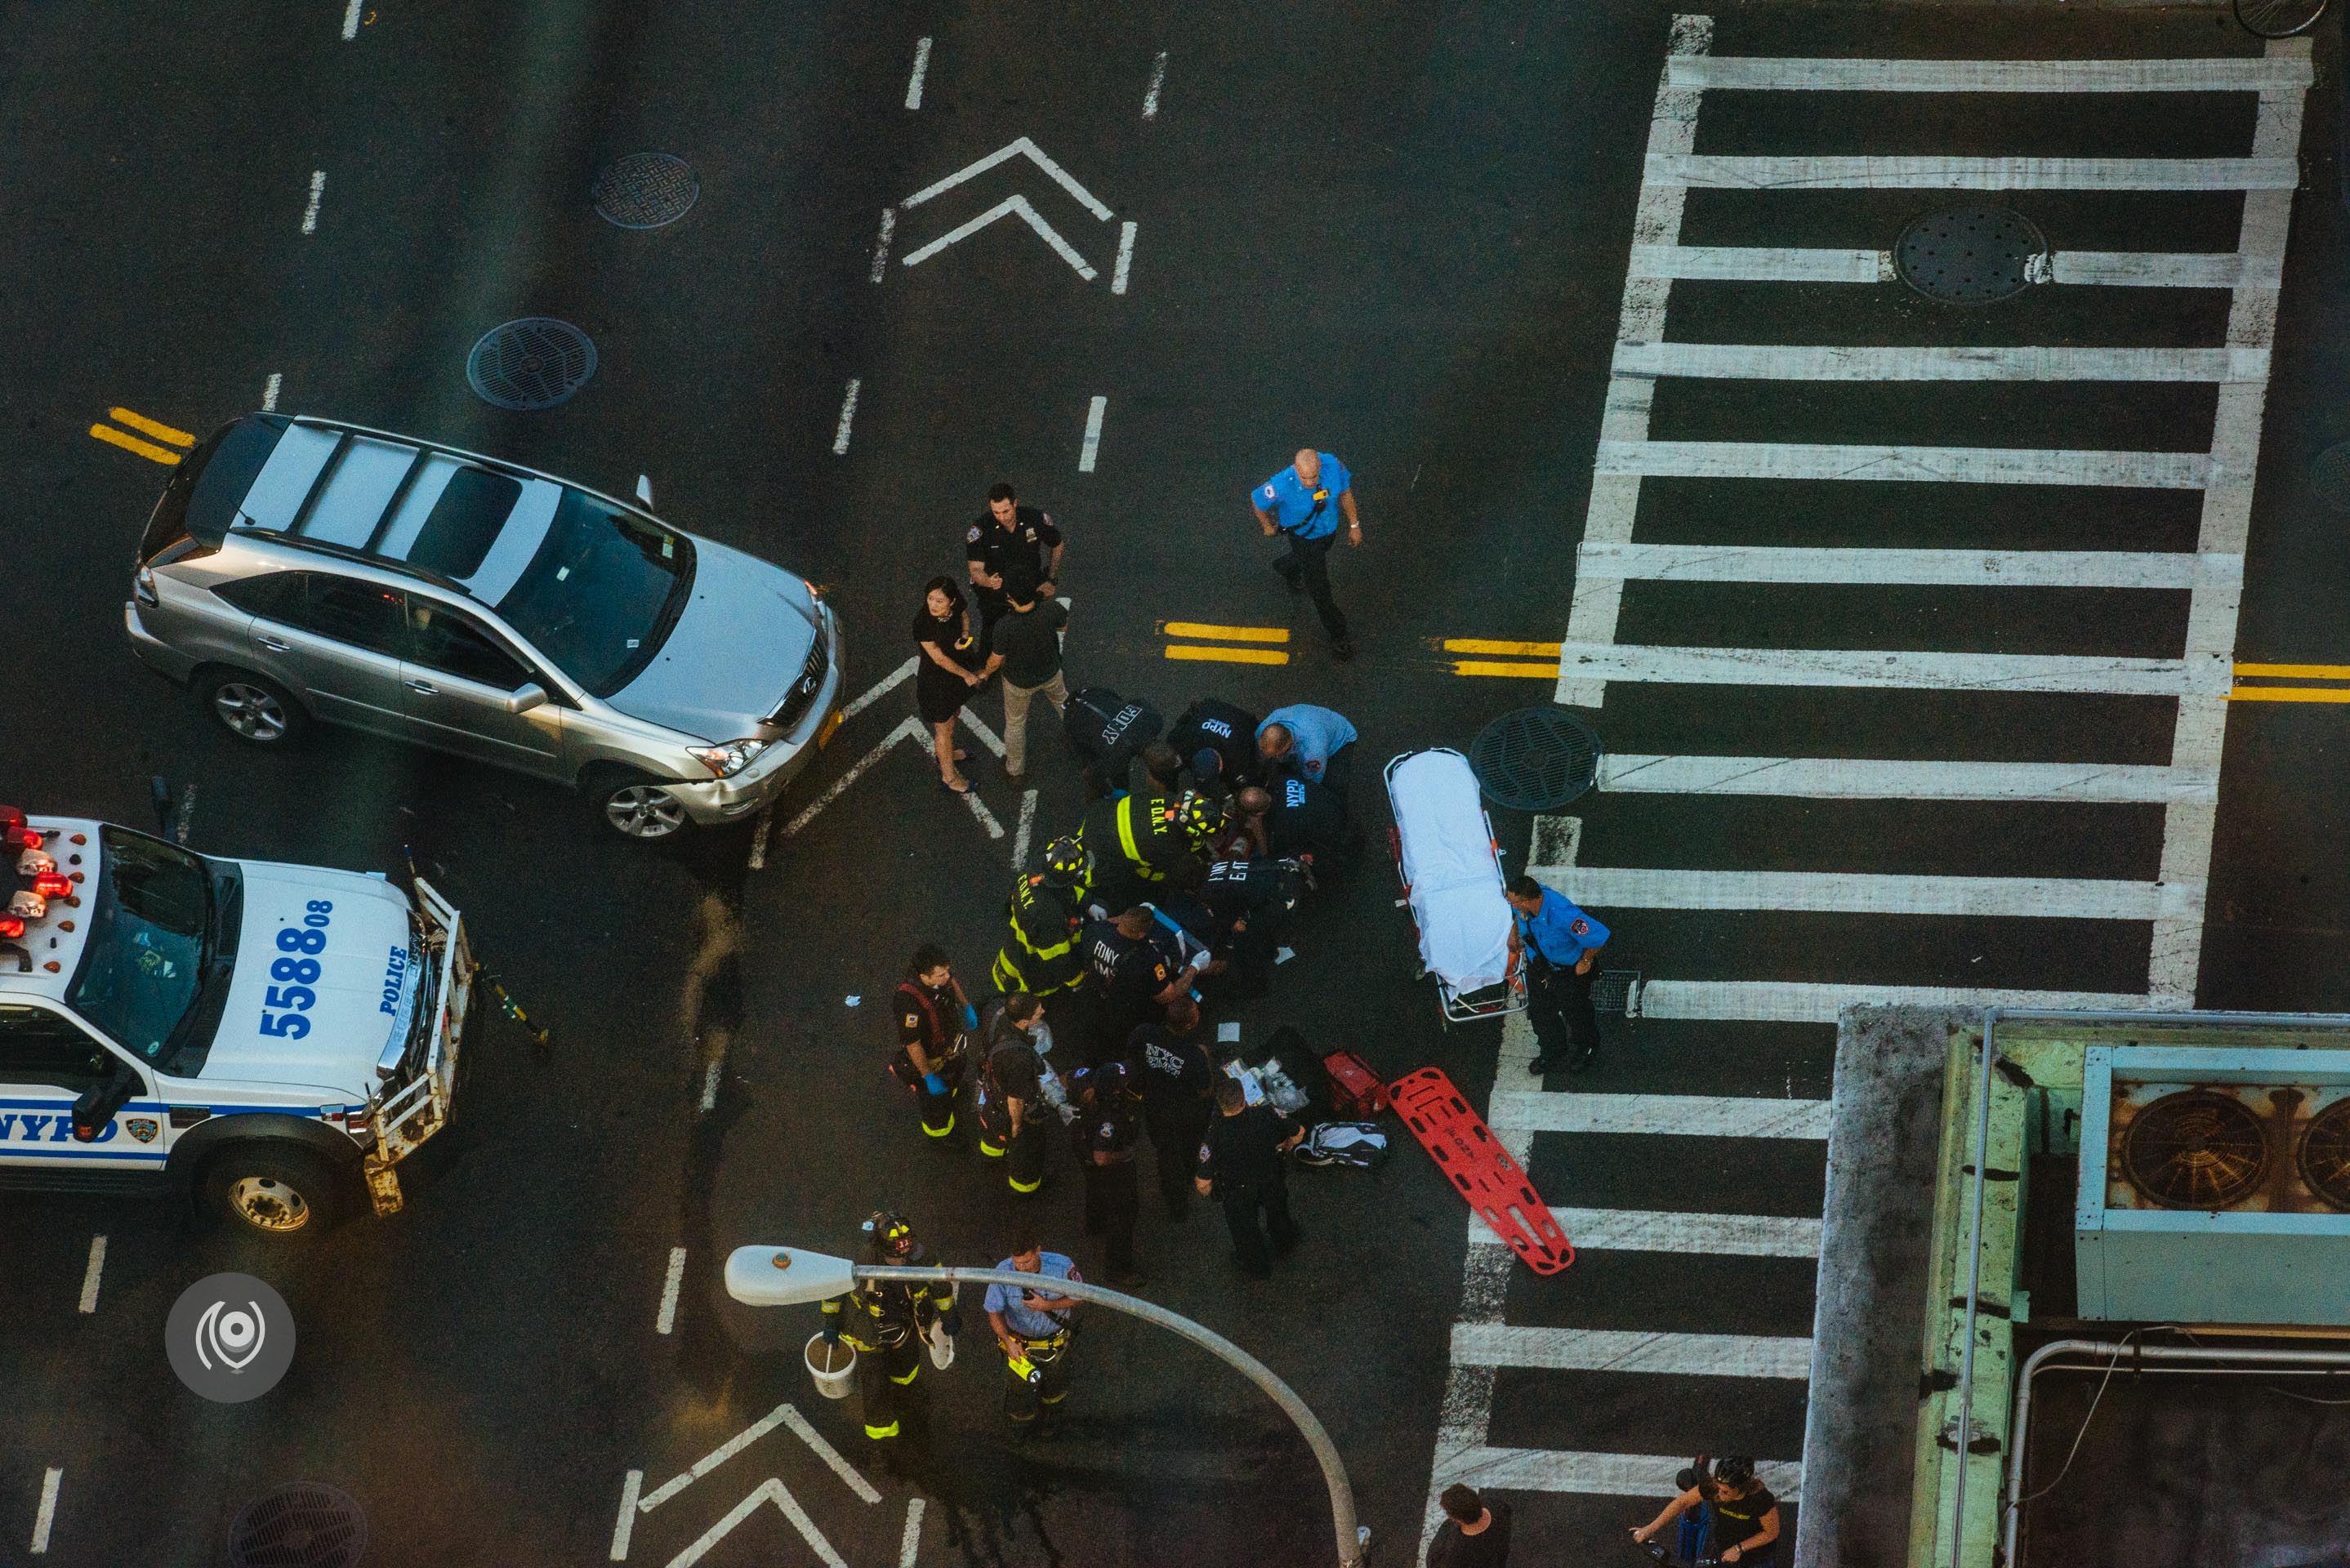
[1385,748,1527,1024]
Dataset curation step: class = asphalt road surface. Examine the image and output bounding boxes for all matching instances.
[3,2,2348,1566]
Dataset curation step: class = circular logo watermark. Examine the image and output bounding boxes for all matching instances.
[167,1273,296,1403]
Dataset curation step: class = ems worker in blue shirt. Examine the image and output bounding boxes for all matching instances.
[1503,874,1611,1075]
[1256,702,1359,799]
[1250,448,1362,661]
[983,1232,1082,1435]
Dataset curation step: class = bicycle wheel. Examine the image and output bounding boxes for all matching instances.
[2236,0,2327,38]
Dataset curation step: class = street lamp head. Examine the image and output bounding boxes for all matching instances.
[724,1245,856,1307]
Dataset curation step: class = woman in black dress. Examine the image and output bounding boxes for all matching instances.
[914,576,987,794]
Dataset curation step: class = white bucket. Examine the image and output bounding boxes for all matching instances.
[805,1334,857,1400]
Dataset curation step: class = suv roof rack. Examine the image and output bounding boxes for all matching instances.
[284,415,667,530]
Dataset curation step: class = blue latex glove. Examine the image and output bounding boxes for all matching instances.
[961,1004,979,1031]
[923,1072,948,1096]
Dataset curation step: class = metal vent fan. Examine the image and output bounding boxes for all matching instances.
[2122,1090,2270,1209]
[2297,1098,2350,1210]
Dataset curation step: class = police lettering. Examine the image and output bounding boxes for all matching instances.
[379,945,410,1016]
[1201,719,1232,739]
[1284,778,1307,808]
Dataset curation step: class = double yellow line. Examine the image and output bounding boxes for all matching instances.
[90,408,194,466]
[2232,662,2350,703]
[1162,621,1290,666]
[1441,639,1560,679]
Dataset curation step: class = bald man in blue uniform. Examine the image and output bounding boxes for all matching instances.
[1250,448,1362,661]
[1504,874,1611,1074]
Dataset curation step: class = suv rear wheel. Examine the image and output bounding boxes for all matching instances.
[587,770,692,841]
[203,670,306,746]
[201,1145,347,1239]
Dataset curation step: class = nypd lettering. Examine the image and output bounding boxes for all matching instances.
[0,1111,118,1144]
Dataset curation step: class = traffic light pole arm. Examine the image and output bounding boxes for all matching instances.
[855,1263,1365,1568]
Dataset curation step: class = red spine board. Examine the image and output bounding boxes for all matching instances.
[1389,1067,1574,1275]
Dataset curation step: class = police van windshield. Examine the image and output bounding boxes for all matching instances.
[68,828,228,1076]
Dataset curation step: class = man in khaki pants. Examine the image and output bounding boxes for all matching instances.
[983,570,1070,780]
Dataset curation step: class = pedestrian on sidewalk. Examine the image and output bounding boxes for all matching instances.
[1502,874,1611,1075]
[1430,1485,1514,1568]
[981,568,1069,781]
[1249,448,1362,660]
[913,576,987,795]
[966,482,1063,636]
[1195,1076,1304,1277]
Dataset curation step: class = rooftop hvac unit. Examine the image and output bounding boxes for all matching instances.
[2076,1046,2350,1325]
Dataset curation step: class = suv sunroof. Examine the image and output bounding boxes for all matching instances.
[404,467,521,579]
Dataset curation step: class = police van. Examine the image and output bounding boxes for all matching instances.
[0,804,472,1238]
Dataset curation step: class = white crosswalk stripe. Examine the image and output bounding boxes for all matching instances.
[1426,17,2310,1561]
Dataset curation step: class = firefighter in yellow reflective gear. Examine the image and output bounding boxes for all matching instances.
[819,1212,954,1450]
[992,837,1090,996]
[1077,778,1190,915]
[982,1230,1081,1436]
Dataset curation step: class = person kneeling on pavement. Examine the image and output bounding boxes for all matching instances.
[975,995,1056,1193]
[984,1231,1082,1437]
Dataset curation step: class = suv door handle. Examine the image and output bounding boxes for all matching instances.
[256,636,292,653]
[404,679,440,696]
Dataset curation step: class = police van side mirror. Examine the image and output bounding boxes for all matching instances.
[71,1062,138,1143]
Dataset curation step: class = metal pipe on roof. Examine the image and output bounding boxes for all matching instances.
[1948,1006,2350,1568]
[2002,1336,2350,1567]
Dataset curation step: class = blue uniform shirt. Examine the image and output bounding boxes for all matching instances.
[1251,453,1353,541]
[1258,704,1357,781]
[1517,888,1609,967]
[983,1252,1081,1339]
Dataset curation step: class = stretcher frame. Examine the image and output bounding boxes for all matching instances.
[1385,748,1528,1026]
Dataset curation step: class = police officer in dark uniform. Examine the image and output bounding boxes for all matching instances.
[1200,855,1310,1000]
[1242,776,1350,862]
[819,1212,955,1452]
[976,995,1053,1194]
[1083,906,1204,1063]
[1131,997,1215,1218]
[1195,1077,1304,1277]
[965,483,1064,635]
[992,838,1090,997]
[1069,1060,1145,1285]
[1168,697,1262,790]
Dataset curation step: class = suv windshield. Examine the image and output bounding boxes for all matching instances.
[69,828,231,1076]
[496,488,693,695]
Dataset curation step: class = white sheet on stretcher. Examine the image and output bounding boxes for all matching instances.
[1390,750,1513,994]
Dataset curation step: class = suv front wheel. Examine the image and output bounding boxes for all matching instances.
[203,670,307,746]
[200,1145,347,1239]
[587,770,692,841]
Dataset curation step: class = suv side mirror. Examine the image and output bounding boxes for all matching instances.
[71,1062,139,1143]
[505,683,548,715]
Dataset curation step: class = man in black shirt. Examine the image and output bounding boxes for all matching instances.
[1130,998,1215,1217]
[1429,1485,1513,1568]
[1084,907,1203,1062]
[1167,697,1262,790]
[1240,777,1349,862]
[1071,1060,1145,1285]
[1194,1077,1304,1276]
[1633,1456,1781,1566]
[982,572,1069,779]
[978,996,1053,1195]
[965,482,1064,634]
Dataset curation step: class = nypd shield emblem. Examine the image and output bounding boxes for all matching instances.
[126,1117,159,1144]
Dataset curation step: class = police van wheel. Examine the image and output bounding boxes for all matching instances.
[202,1147,346,1239]
[203,670,306,746]
[588,772,692,841]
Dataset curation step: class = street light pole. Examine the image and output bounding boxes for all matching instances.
[725,1248,1367,1568]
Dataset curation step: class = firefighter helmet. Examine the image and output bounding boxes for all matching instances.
[1042,836,1088,889]
[861,1210,925,1263]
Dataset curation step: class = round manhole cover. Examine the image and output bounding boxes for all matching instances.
[592,152,699,229]
[2311,442,2350,514]
[227,1482,367,1568]
[1893,207,2047,304]
[1468,707,1604,813]
[466,318,597,411]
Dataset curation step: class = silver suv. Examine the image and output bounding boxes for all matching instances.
[125,415,844,840]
